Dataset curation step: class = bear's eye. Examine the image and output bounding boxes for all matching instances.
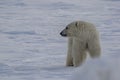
[66,27,68,29]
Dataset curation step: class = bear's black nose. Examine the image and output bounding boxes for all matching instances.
[60,32,62,35]
[60,31,67,36]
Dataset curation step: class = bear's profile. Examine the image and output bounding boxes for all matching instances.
[60,21,101,67]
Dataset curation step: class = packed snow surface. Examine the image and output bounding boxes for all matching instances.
[0,0,120,80]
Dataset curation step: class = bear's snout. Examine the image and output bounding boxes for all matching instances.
[60,31,67,37]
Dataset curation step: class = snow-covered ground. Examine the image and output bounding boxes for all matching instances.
[0,0,120,80]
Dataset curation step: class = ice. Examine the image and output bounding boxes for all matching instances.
[0,0,120,80]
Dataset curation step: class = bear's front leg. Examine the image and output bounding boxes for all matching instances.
[72,38,87,67]
[66,38,73,66]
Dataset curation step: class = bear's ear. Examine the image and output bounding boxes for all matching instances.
[75,22,79,27]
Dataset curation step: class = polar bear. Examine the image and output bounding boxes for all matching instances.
[60,21,101,67]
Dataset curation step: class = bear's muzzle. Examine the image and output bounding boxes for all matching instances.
[60,31,67,37]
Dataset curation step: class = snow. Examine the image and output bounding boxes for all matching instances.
[0,0,120,80]
[70,58,120,80]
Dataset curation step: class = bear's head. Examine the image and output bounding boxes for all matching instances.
[60,21,84,37]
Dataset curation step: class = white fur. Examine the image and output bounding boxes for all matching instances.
[64,21,101,67]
